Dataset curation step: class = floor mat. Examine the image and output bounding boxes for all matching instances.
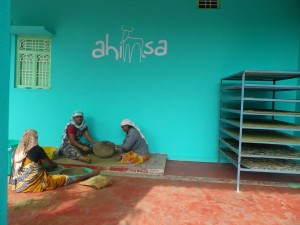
[53,152,167,175]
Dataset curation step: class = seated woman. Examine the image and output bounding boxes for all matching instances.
[111,119,150,165]
[9,129,99,193]
[58,110,96,163]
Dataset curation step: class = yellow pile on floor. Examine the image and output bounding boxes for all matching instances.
[79,175,112,189]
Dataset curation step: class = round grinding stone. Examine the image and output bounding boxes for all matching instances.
[93,141,115,158]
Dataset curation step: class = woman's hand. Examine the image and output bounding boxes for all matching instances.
[82,146,90,152]
[43,158,58,169]
[51,161,58,169]
[107,142,118,149]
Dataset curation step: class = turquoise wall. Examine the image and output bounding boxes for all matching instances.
[10,0,300,162]
[0,0,10,222]
[297,24,300,137]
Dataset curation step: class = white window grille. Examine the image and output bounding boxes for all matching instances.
[16,36,51,89]
[198,0,220,9]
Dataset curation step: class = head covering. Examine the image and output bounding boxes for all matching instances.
[72,110,83,118]
[12,129,39,174]
[70,110,86,129]
[121,119,148,144]
[61,110,87,143]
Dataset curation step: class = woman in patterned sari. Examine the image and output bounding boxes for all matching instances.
[58,110,97,163]
[111,119,150,165]
[9,129,99,193]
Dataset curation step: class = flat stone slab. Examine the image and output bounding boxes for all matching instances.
[54,152,167,175]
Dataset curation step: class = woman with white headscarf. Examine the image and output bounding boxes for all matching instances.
[58,110,96,163]
[9,129,99,193]
[111,119,150,165]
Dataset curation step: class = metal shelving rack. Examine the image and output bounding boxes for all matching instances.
[218,70,300,192]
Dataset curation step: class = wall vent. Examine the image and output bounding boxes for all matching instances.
[198,0,220,9]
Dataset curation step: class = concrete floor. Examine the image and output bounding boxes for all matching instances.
[7,158,300,225]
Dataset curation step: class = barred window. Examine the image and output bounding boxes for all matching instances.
[198,0,220,9]
[15,36,51,89]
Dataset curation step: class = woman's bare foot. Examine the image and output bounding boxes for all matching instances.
[86,155,92,163]
[79,155,92,163]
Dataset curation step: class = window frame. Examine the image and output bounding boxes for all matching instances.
[15,35,52,89]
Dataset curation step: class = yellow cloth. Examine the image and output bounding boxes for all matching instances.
[11,158,68,193]
[120,151,150,165]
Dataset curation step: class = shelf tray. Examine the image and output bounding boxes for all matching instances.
[221,149,300,172]
[244,109,300,116]
[222,70,300,81]
[221,108,300,117]
[223,128,300,145]
[222,84,300,91]
[222,118,300,130]
[221,97,300,103]
[220,138,300,158]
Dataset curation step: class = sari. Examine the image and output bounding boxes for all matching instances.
[121,151,150,165]
[9,129,72,193]
[58,110,92,160]
[119,119,150,165]
[10,157,71,193]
